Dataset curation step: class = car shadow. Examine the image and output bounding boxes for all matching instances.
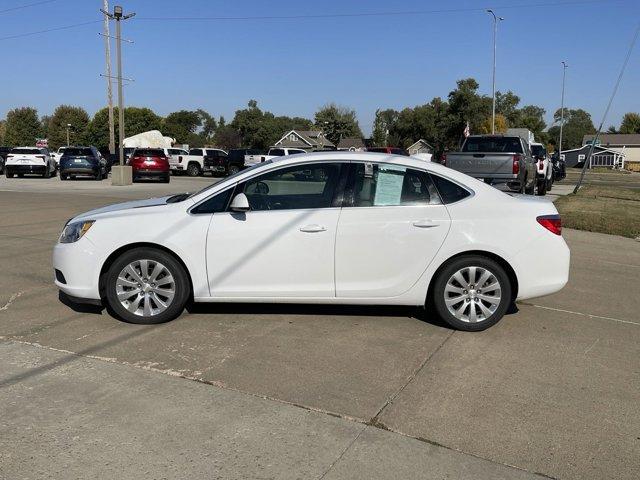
[58,291,104,315]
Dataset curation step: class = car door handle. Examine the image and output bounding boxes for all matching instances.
[413,220,439,228]
[300,224,327,233]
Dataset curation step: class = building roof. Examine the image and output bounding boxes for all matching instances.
[274,130,335,148]
[407,139,434,150]
[582,133,640,146]
[337,137,365,149]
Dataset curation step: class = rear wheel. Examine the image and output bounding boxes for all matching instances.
[537,178,547,196]
[6,171,14,178]
[187,163,201,177]
[432,255,512,331]
[43,167,51,179]
[227,165,240,176]
[104,248,190,324]
[524,175,536,195]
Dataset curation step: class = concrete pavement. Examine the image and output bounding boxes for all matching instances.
[0,176,638,479]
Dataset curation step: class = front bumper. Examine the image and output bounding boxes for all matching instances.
[53,238,103,301]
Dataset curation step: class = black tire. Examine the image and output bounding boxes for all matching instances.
[43,167,51,179]
[60,173,67,180]
[6,171,14,178]
[96,169,103,181]
[186,163,201,177]
[162,174,170,183]
[104,247,190,325]
[431,255,512,332]
[537,178,547,196]
[524,175,535,195]
[227,165,240,176]
[17,173,24,178]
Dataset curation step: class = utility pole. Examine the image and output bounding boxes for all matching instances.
[486,10,504,135]
[558,62,568,164]
[102,0,115,157]
[101,4,135,185]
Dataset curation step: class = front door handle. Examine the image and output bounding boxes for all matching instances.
[413,220,439,228]
[300,224,327,233]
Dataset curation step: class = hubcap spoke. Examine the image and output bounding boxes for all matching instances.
[452,271,469,288]
[477,293,500,305]
[117,259,175,317]
[469,302,478,322]
[482,282,500,293]
[445,295,466,306]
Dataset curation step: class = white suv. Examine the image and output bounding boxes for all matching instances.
[5,147,57,178]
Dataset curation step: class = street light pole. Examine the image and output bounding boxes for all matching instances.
[558,62,568,162]
[66,124,71,146]
[101,4,135,185]
[102,0,115,157]
[487,10,504,135]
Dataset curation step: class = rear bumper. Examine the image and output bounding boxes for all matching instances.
[204,164,227,173]
[6,165,46,174]
[133,169,168,178]
[170,164,184,171]
[61,166,100,175]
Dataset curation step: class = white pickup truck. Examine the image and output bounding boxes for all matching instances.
[5,147,57,178]
[163,147,189,174]
[253,147,307,166]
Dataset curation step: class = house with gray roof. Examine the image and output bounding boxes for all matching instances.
[583,133,640,168]
[337,137,365,151]
[273,130,335,151]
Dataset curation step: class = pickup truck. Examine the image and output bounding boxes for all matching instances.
[445,135,537,194]
[257,147,307,165]
[180,148,228,176]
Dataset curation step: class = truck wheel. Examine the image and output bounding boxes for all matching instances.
[187,163,201,177]
[43,166,51,179]
[524,175,535,195]
[537,179,547,196]
[6,171,14,178]
[227,165,240,176]
[431,255,512,331]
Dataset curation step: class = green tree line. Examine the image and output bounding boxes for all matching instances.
[1,78,635,153]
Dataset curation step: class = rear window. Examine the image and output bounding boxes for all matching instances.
[289,149,306,155]
[462,137,523,154]
[430,174,472,204]
[189,149,203,155]
[531,145,546,157]
[63,147,93,156]
[268,149,285,156]
[134,149,164,157]
[11,148,41,154]
[390,148,409,156]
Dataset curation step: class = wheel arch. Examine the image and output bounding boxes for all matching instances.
[98,242,194,301]
[426,250,519,305]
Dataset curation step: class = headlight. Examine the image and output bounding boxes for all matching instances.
[59,220,95,244]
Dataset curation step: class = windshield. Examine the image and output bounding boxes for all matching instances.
[186,160,272,199]
[63,147,93,156]
[462,136,523,154]
[531,145,546,157]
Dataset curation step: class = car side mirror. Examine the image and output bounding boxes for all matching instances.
[230,193,250,212]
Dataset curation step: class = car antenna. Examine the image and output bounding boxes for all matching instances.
[574,20,640,194]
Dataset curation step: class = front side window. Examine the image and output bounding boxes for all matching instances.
[239,162,343,211]
[191,188,234,214]
[349,163,441,207]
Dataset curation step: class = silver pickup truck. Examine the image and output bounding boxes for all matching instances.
[445,135,537,194]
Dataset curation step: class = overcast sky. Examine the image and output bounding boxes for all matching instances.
[1,0,639,134]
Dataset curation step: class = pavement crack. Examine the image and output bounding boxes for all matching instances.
[368,329,455,426]
[317,424,366,480]
[0,291,24,311]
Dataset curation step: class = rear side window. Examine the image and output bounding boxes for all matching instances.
[134,149,164,157]
[349,163,441,207]
[462,137,523,154]
[269,149,285,156]
[289,149,306,155]
[189,149,203,156]
[11,148,42,154]
[430,174,471,204]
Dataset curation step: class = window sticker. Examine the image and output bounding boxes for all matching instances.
[374,165,406,206]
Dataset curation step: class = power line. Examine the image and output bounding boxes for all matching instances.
[0,20,100,41]
[136,0,622,21]
[0,0,59,15]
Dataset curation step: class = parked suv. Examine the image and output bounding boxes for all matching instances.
[127,148,170,183]
[0,146,12,174]
[60,146,107,181]
[227,149,263,174]
[181,148,228,177]
[5,147,56,178]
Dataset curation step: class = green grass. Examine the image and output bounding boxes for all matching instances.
[555,185,640,239]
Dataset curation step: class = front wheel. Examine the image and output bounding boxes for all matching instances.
[227,165,240,176]
[186,163,201,177]
[6,171,14,178]
[104,248,190,324]
[432,255,512,331]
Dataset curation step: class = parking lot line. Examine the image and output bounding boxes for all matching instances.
[523,302,640,326]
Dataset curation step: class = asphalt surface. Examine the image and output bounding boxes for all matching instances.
[0,174,638,480]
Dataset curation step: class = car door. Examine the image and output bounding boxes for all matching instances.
[205,161,346,298]
[335,162,451,298]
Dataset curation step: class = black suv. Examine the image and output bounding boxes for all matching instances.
[0,146,12,174]
[226,149,263,175]
[59,146,108,181]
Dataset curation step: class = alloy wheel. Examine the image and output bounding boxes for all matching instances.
[443,266,502,323]
[115,259,176,317]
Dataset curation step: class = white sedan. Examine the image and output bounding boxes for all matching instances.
[53,152,569,331]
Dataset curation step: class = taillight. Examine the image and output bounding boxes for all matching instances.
[538,160,544,170]
[37,155,45,160]
[512,154,521,175]
[537,215,562,235]
[178,156,183,163]
[441,153,447,165]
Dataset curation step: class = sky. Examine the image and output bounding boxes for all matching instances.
[1,0,639,135]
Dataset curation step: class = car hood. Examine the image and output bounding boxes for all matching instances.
[71,195,189,222]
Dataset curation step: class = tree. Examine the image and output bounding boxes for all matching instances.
[479,113,508,134]
[47,105,90,149]
[495,91,521,125]
[0,120,5,145]
[619,112,640,134]
[515,105,547,140]
[87,106,162,149]
[213,125,241,150]
[446,78,492,148]
[314,103,363,145]
[372,109,399,146]
[548,108,596,150]
[162,110,201,144]
[4,107,42,146]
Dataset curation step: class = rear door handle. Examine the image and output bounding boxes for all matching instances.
[413,220,439,228]
[300,224,327,233]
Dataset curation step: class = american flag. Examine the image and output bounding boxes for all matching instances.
[463,122,470,138]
